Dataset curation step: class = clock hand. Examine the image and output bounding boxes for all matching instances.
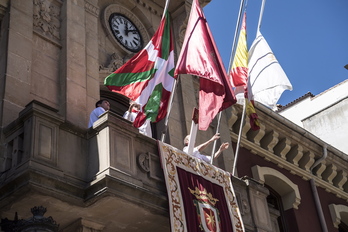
[125,21,129,36]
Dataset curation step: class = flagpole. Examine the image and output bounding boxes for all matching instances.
[210,0,247,163]
[161,78,177,142]
[163,0,171,19]
[210,111,222,164]
[232,98,247,175]
[233,0,265,176]
[257,0,266,32]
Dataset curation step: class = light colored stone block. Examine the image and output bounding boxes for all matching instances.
[31,71,59,107]
[67,41,86,71]
[6,52,31,83]
[86,75,100,98]
[8,7,32,37]
[4,75,31,105]
[1,99,25,126]
[86,55,99,78]
[8,31,32,60]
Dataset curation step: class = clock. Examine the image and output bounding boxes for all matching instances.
[109,13,144,53]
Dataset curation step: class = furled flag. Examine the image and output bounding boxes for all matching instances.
[230,13,248,96]
[229,13,260,130]
[247,30,292,110]
[104,11,175,128]
[174,0,236,131]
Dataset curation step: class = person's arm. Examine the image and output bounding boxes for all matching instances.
[213,142,229,158]
[123,102,137,121]
[196,133,221,153]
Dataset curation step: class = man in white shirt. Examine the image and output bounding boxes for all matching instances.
[88,99,110,128]
[183,133,229,163]
[123,101,152,137]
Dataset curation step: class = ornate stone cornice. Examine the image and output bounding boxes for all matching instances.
[229,103,348,202]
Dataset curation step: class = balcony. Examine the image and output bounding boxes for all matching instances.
[0,101,170,231]
[0,101,267,232]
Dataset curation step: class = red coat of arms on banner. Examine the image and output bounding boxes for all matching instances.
[189,187,221,232]
[158,141,245,232]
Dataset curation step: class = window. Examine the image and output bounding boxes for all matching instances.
[339,222,348,232]
[267,186,288,232]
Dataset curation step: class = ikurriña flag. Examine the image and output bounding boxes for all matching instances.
[104,11,175,128]
[247,30,292,110]
[229,12,260,131]
[174,0,236,131]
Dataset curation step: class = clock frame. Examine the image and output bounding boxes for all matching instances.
[109,13,143,53]
[102,4,149,54]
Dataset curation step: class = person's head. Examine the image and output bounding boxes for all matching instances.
[96,99,110,111]
[184,135,190,146]
[130,100,140,111]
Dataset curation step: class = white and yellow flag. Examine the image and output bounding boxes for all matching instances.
[247,30,292,110]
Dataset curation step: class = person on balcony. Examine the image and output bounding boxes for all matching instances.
[88,99,110,128]
[183,133,229,163]
[123,101,152,138]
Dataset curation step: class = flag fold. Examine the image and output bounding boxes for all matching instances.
[247,30,292,110]
[175,0,236,130]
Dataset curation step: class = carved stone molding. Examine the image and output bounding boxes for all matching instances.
[229,103,348,201]
[329,204,348,228]
[85,1,99,17]
[133,0,161,17]
[99,52,133,74]
[33,0,62,44]
[137,152,150,173]
[0,206,59,232]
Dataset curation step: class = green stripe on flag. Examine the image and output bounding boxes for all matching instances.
[104,69,156,87]
[161,13,171,60]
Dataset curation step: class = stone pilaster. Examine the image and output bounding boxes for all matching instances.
[85,0,100,128]
[60,0,90,128]
[2,0,33,126]
[245,178,273,232]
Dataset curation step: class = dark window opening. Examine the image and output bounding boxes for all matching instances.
[339,221,348,232]
[266,185,288,232]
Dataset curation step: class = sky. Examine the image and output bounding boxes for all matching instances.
[203,0,348,106]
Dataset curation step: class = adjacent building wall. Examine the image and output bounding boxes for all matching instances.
[279,80,348,154]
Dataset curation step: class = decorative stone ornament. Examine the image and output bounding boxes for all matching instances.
[0,206,59,232]
[33,0,61,44]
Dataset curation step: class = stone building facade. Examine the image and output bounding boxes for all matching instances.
[0,0,348,231]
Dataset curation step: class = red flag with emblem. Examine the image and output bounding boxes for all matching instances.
[175,0,236,131]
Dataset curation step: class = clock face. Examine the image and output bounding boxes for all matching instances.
[109,13,143,53]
